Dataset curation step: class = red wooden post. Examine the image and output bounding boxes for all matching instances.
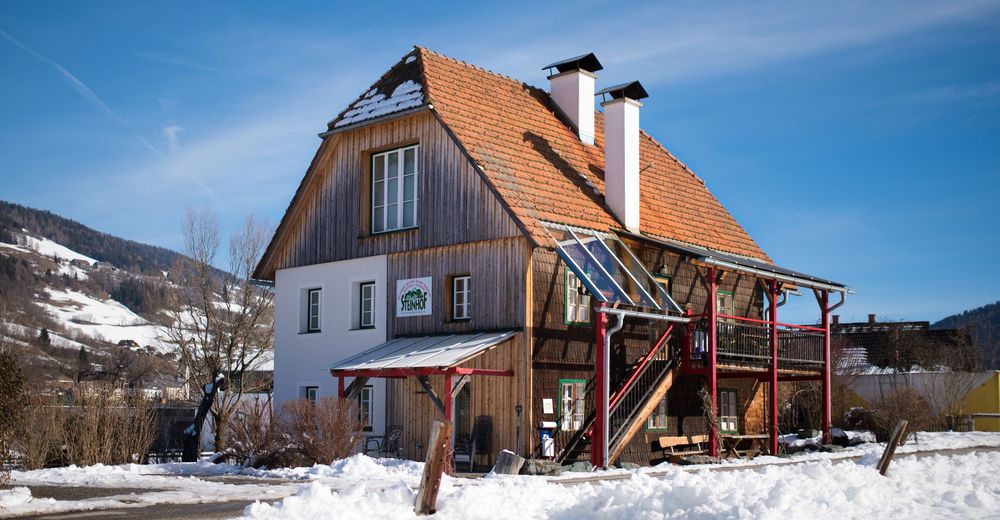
[444,374,453,474]
[768,280,779,456]
[706,268,718,458]
[821,290,832,444]
[591,302,608,468]
[337,376,345,398]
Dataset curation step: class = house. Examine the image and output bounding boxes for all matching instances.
[833,314,998,431]
[253,48,850,468]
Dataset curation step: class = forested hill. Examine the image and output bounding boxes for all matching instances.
[934,300,1000,368]
[0,200,181,274]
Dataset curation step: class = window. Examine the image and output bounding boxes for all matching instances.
[564,271,591,324]
[718,389,738,434]
[307,289,322,332]
[372,145,419,233]
[717,290,734,321]
[647,396,668,430]
[452,275,470,320]
[357,385,373,428]
[559,379,586,431]
[359,282,375,329]
[304,386,318,403]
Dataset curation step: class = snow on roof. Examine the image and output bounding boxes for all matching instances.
[333,80,424,128]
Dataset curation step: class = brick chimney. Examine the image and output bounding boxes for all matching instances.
[544,53,603,145]
[598,81,649,233]
[868,313,877,324]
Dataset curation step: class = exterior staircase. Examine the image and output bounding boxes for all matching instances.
[556,324,679,466]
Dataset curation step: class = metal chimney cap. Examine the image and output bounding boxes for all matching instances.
[542,53,604,74]
[596,81,649,101]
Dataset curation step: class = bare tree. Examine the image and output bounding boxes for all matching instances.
[161,210,274,458]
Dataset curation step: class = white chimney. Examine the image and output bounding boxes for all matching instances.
[544,53,603,145]
[599,81,649,233]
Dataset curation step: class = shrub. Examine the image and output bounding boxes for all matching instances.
[15,391,67,470]
[850,388,933,443]
[61,384,157,466]
[225,396,280,467]
[0,351,26,484]
[279,397,362,466]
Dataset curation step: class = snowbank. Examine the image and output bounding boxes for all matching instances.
[244,451,1000,519]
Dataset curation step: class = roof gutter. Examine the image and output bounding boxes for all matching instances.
[318,104,433,138]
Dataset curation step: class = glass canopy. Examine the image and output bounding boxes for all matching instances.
[545,224,682,313]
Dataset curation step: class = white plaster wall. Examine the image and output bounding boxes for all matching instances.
[274,255,388,436]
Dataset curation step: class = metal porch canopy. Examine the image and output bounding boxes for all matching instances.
[329,330,519,378]
[620,231,852,294]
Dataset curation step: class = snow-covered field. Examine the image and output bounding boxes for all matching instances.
[3,432,1000,519]
[41,288,169,352]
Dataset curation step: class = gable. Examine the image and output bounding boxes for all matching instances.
[255,110,524,280]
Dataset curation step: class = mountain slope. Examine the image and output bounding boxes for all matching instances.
[934,301,1000,368]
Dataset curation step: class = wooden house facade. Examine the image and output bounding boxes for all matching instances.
[254,47,850,469]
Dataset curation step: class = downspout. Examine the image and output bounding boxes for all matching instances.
[602,310,626,468]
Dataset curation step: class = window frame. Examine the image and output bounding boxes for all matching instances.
[558,379,586,432]
[357,385,373,430]
[307,288,322,333]
[718,388,738,435]
[563,270,591,325]
[646,395,669,431]
[371,144,419,234]
[452,275,471,321]
[304,386,319,404]
[359,281,375,329]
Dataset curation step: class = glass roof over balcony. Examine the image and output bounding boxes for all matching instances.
[544,223,682,314]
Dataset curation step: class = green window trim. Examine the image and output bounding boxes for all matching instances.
[563,270,591,325]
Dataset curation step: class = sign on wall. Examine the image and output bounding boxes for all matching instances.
[396,277,432,317]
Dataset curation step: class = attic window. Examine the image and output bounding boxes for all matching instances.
[372,145,419,233]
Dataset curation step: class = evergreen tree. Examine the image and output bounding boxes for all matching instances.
[38,327,50,346]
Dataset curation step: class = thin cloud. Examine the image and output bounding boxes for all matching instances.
[133,51,223,74]
[0,28,164,157]
[161,124,183,152]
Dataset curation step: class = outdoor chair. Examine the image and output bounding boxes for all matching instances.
[365,425,403,458]
[453,415,492,471]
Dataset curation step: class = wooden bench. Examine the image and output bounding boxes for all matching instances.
[655,435,709,462]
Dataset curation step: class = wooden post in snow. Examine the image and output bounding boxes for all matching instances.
[877,420,908,476]
[415,420,452,515]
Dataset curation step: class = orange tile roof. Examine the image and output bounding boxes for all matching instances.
[396,47,771,261]
[332,47,770,261]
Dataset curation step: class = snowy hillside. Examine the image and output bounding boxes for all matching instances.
[41,287,171,353]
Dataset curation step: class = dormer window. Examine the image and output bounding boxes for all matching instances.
[372,145,419,233]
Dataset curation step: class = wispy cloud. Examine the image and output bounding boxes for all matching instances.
[161,124,183,152]
[0,28,164,157]
[133,51,223,74]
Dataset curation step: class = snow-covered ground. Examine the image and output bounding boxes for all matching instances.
[3,432,1000,519]
[40,288,169,352]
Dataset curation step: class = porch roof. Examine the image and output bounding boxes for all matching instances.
[623,231,851,294]
[329,330,520,373]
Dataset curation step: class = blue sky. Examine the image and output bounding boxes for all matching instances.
[1,1,998,324]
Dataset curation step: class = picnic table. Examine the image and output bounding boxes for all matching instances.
[720,434,769,458]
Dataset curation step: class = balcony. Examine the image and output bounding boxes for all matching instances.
[693,317,825,372]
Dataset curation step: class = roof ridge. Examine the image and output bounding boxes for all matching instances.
[415,46,548,96]
[638,129,705,186]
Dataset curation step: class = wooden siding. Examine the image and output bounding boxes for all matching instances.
[271,111,523,272]
[385,336,526,462]
[387,237,529,337]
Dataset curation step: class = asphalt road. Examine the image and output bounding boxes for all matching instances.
[21,500,255,520]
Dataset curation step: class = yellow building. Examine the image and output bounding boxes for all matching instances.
[961,372,1000,432]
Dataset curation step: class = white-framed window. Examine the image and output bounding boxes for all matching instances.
[647,396,668,430]
[719,389,738,434]
[452,275,470,320]
[559,379,586,431]
[359,282,375,329]
[564,271,590,324]
[307,288,321,332]
[372,145,419,233]
[304,386,318,403]
[358,385,373,427]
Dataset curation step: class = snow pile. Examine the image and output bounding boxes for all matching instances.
[0,487,39,509]
[334,80,424,128]
[41,288,168,352]
[259,454,423,481]
[244,451,1000,519]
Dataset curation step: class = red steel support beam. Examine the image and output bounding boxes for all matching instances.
[768,279,780,456]
[707,268,718,458]
[444,373,453,475]
[337,376,345,398]
[592,302,608,468]
[330,367,514,379]
[821,289,832,444]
